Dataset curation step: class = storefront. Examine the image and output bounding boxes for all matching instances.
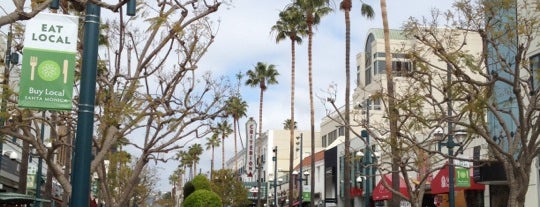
[371,174,410,207]
[431,165,485,207]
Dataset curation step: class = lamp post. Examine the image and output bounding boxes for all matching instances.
[295,133,303,207]
[70,3,100,206]
[356,98,372,207]
[435,63,460,207]
[70,2,135,206]
[273,146,278,207]
[34,111,45,207]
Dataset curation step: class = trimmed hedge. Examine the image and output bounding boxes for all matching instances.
[182,189,222,207]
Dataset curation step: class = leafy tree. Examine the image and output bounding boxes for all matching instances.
[192,174,212,191]
[182,189,222,207]
[211,169,250,207]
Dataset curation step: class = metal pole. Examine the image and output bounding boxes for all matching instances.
[34,111,45,207]
[273,146,278,207]
[364,99,370,207]
[69,3,100,207]
[447,63,455,207]
[298,133,303,207]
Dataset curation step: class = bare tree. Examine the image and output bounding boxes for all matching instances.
[1,1,229,206]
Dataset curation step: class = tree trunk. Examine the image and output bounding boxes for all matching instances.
[256,87,264,207]
[307,17,317,207]
[234,119,238,173]
[211,146,214,178]
[288,30,297,207]
[222,136,225,169]
[18,140,29,194]
[379,0,400,206]
[343,5,352,207]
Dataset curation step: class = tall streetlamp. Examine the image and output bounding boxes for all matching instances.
[436,63,460,207]
[295,133,304,207]
[272,146,278,207]
[34,111,45,207]
[70,2,135,206]
[356,98,372,207]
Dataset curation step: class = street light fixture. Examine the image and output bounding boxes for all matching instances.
[272,146,278,207]
[436,127,463,207]
[357,98,372,207]
[295,133,304,207]
[303,170,309,185]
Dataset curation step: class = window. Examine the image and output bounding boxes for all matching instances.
[328,130,337,145]
[322,135,327,147]
[365,66,372,85]
[338,126,345,136]
[375,60,386,74]
[393,61,412,77]
[373,98,382,110]
[357,66,361,86]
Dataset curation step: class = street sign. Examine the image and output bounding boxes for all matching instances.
[19,12,78,110]
[455,167,471,187]
[302,185,311,201]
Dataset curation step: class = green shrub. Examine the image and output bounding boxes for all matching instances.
[182,189,222,207]
[191,174,211,190]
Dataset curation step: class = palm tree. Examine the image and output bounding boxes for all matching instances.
[177,150,194,179]
[188,144,203,176]
[245,62,279,142]
[338,1,374,206]
[295,0,332,205]
[378,0,400,206]
[245,62,279,207]
[205,133,221,178]
[271,6,306,206]
[216,120,233,169]
[225,96,248,174]
[282,118,298,130]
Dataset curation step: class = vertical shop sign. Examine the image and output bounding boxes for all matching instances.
[245,117,257,177]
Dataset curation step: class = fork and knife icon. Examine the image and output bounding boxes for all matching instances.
[28,56,69,83]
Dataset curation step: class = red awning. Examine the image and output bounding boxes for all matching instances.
[372,174,410,201]
[431,165,485,194]
[282,200,300,207]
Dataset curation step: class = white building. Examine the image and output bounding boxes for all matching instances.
[321,28,487,207]
[225,128,321,206]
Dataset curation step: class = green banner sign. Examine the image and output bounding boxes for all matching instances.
[455,167,470,187]
[19,13,78,110]
[302,185,311,201]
